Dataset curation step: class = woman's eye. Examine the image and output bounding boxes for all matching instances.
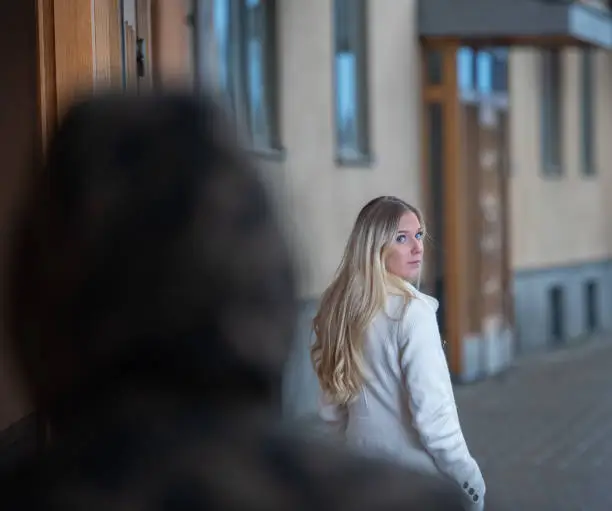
[415,231,424,240]
[396,234,407,243]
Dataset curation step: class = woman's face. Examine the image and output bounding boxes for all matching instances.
[385,211,424,282]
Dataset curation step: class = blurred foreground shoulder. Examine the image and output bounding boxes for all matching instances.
[276,432,466,511]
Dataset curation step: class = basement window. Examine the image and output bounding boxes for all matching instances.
[549,285,565,344]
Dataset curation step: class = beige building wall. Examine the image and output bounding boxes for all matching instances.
[509,48,612,271]
[185,2,612,293]
[274,0,422,298]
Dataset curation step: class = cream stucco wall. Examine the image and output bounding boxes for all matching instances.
[509,48,612,271]
[197,1,612,294]
[275,0,422,298]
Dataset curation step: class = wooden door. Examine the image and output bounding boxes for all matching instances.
[421,44,513,381]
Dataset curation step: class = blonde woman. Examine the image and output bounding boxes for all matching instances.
[311,196,486,510]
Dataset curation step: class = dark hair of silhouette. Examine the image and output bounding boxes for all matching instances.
[7,92,296,428]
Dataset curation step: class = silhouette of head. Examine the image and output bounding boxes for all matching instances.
[8,92,296,422]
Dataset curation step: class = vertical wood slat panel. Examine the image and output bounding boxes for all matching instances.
[92,0,124,90]
[136,0,153,91]
[92,0,125,90]
[124,21,138,91]
[108,0,124,89]
[441,44,467,377]
[38,0,125,147]
[93,0,112,88]
[52,0,95,118]
[37,0,57,155]
[150,0,193,89]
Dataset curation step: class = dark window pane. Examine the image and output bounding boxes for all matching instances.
[426,50,443,85]
[585,280,599,332]
[541,49,562,174]
[549,285,565,344]
[581,49,595,175]
[243,0,275,148]
[491,48,509,93]
[428,103,445,334]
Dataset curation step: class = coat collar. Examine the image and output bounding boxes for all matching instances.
[405,281,440,313]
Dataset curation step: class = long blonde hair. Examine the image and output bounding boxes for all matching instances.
[311,196,424,405]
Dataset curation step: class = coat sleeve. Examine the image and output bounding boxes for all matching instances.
[398,299,486,510]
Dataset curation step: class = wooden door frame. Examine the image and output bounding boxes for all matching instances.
[420,41,468,378]
[421,41,515,379]
[36,0,59,157]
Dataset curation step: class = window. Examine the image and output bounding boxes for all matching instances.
[211,0,280,152]
[584,280,599,333]
[334,0,370,163]
[549,285,565,344]
[425,50,443,85]
[581,48,595,175]
[541,49,562,175]
[476,51,492,94]
[457,47,475,93]
[490,48,509,93]
[457,47,508,100]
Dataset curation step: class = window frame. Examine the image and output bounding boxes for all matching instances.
[581,48,596,176]
[332,0,372,166]
[205,0,283,156]
[540,49,563,177]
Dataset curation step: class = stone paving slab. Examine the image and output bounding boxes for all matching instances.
[455,339,612,511]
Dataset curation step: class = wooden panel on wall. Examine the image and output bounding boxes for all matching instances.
[93,0,124,90]
[108,0,124,88]
[37,0,57,155]
[124,21,138,91]
[441,44,469,377]
[37,0,126,149]
[136,0,153,91]
[93,0,112,88]
[150,0,193,89]
[477,114,506,325]
[52,0,95,118]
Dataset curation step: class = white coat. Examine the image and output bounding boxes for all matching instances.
[319,283,486,510]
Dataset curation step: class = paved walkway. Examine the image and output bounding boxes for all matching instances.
[455,338,612,511]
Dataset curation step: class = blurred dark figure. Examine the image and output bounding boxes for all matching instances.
[2,92,467,510]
